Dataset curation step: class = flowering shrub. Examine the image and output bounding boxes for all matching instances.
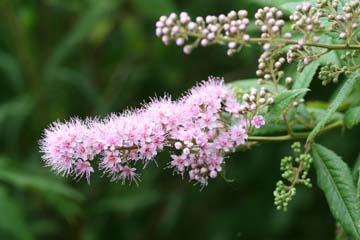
[40,1,360,238]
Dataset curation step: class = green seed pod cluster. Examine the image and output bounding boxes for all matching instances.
[318,62,345,85]
[273,142,313,211]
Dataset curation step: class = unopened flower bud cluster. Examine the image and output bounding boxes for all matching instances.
[255,7,285,40]
[240,87,274,116]
[327,0,360,41]
[290,3,323,41]
[254,7,294,86]
[155,10,251,55]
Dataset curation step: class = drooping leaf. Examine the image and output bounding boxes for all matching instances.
[344,106,360,129]
[307,74,359,143]
[292,61,319,91]
[312,144,360,239]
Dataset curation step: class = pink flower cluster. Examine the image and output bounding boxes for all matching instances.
[40,79,267,187]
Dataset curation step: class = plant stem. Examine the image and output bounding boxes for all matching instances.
[248,38,360,50]
[248,120,343,142]
[185,30,360,50]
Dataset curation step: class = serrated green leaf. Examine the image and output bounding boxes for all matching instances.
[353,153,360,181]
[344,106,360,129]
[266,88,308,123]
[307,74,359,143]
[292,61,319,91]
[312,144,360,239]
[228,79,285,93]
[353,153,360,200]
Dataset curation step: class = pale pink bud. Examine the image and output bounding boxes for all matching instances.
[188,22,197,31]
[176,38,185,46]
[201,39,208,47]
[267,97,274,104]
[284,32,292,39]
[228,42,237,49]
[174,142,182,149]
[263,43,271,50]
[207,32,215,40]
[243,34,250,41]
[183,45,192,54]
[209,170,217,178]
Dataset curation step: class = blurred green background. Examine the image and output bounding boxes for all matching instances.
[0,0,359,239]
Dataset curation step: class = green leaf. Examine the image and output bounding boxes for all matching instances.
[44,1,116,80]
[0,95,33,150]
[292,61,320,91]
[50,67,107,113]
[0,51,23,92]
[0,168,83,202]
[266,88,308,123]
[279,1,316,13]
[352,153,360,181]
[344,106,360,129]
[95,188,160,213]
[308,108,344,125]
[250,0,299,8]
[312,144,360,239]
[0,186,32,240]
[307,74,359,143]
[133,0,174,18]
[353,153,360,200]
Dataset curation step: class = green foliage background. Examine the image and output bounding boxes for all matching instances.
[0,0,359,239]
